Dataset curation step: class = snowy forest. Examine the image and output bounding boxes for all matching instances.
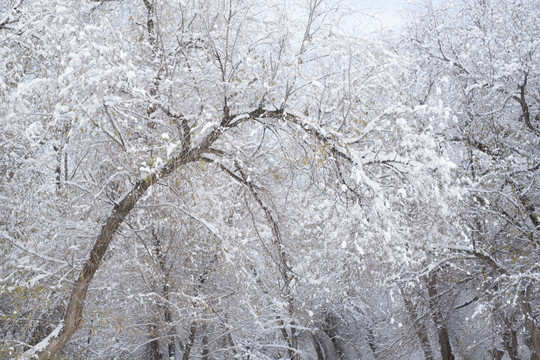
[0,0,539,359]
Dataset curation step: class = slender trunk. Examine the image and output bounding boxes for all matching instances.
[426,273,454,360]
[519,290,540,360]
[149,323,163,360]
[325,331,345,360]
[498,313,519,360]
[63,120,71,184]
[201,323,209,360]
[27,146,199,359]
[490,349,504,360]
[64,144,68,183]
[401,287,435,360]
[250,264,296,360]
[309,331,325,360]
[472,251,540,360]
[182,323,197,360]
[165,311,176,359]
[54,144,62,190]
[227,332,237,357]
[30,177,152,359]
[323,312,345,360]
[277,317,295,359]
[502,326,519,360]
[366,323,378,359]
[153,230,177,359]
[219,321,237,359]
[289,315,299,360]
[237,163,299,359]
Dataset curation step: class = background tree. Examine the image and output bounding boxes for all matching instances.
[401,0,540,358]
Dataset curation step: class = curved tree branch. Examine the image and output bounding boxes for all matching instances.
[23,107,285,359]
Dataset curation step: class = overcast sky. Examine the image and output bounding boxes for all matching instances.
[347,0,441,33]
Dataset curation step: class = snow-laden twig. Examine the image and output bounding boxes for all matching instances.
[1,230,68,266]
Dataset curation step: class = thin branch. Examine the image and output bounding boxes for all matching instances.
[103,104,127,151]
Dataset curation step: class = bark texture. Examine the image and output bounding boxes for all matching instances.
[401,286,435,360]
[426,273,454,360]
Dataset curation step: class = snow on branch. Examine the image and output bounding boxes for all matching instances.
[22,321,64,359]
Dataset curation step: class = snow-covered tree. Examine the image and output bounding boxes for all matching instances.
[6,0,537,359]
[402,0,540,358]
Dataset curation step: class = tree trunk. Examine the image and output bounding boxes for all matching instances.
[24,107,284,359]
[502,326,519,360]
[237,163,299,359]
[28,176,153,359]
[26,146,199,359]
[323,312,346,360]
[201,323,209,360]
[498,313,519,360]
[309,331,325,360]
[182,323,197,360]
[490,349,504,360]
[426,272,454,360]
[519,290,540,360]
[227,332,237,357]
[153,230,177,359]
[472,251,540,360]
[366,322,379,359]
[401,285,435,360]
[149,323,163,360]
[290,319,299,360]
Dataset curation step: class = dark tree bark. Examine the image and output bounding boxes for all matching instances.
[469,251,540,360]
[323,312,346,360]
[499,314,519,360]
[309,331,325,360]
[490,348,504,360]
[152,230,177,359]
[366,323,378,359]
[234,162,299,359]
[520,291,540,360]
[182,323,197,360]
[201,323,209,360]
[148,323,163,360]
[401,286,435,360]
[30,174,157,359]
[426,272,455,360]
